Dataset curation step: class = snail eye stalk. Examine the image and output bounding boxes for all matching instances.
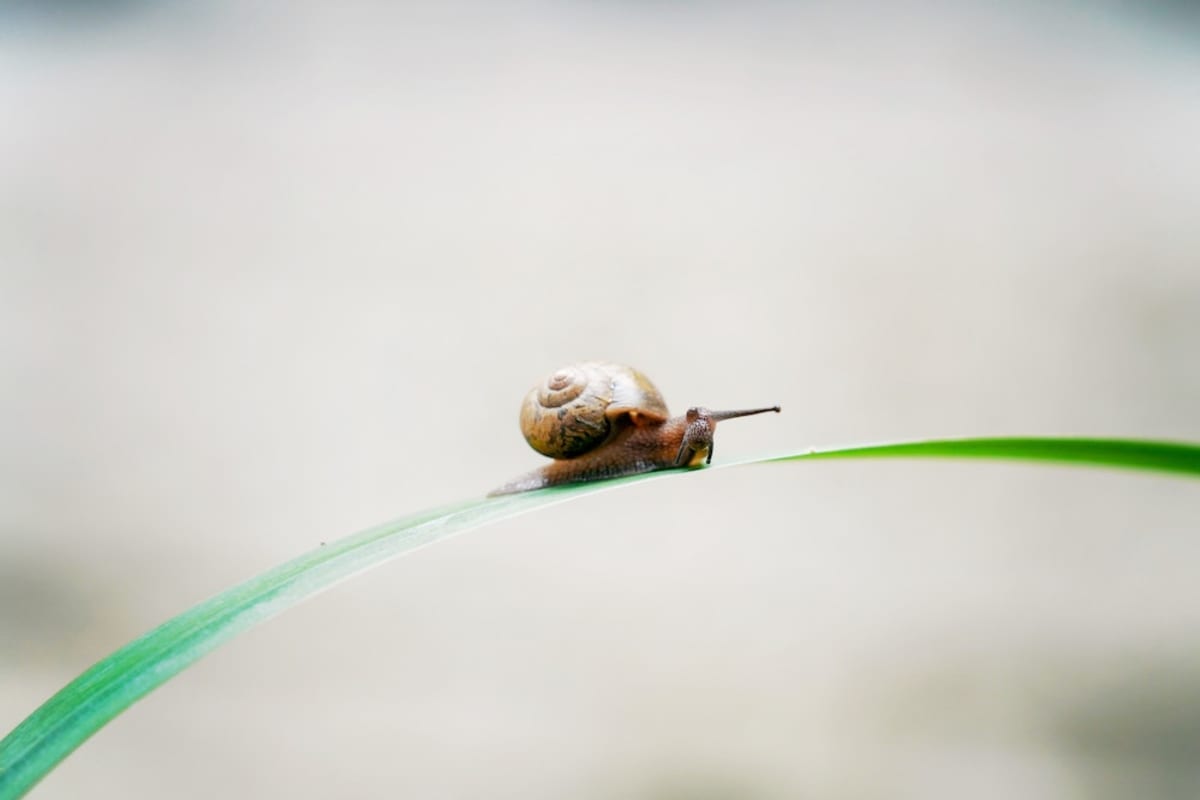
[709,406,781,422]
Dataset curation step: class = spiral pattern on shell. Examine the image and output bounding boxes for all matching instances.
[519,362,669,458]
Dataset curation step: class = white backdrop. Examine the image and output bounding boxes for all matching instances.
[3,2,1199,797]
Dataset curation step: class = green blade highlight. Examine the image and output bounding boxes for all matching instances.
[764,436,1200,476]
[2,436,1198,799]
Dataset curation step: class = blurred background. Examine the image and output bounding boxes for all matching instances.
[3,1,1199,797]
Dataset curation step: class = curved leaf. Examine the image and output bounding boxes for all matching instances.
[2,436,1198,799]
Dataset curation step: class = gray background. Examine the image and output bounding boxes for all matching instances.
[3,1,1199,797]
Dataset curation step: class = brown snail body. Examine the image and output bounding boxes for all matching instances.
[490,362,780,496]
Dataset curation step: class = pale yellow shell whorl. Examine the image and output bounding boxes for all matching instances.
[519,361,669,458]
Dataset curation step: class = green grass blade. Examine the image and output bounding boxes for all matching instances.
[2,436,1198,799]
[762,436,1200,476]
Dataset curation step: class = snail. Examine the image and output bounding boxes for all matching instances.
[489,361,780,495]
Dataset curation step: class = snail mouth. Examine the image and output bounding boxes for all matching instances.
[675,411,715,466]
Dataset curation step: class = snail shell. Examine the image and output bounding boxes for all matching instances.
[519,361,670,458]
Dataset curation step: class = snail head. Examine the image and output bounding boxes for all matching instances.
[674,405,781,467]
